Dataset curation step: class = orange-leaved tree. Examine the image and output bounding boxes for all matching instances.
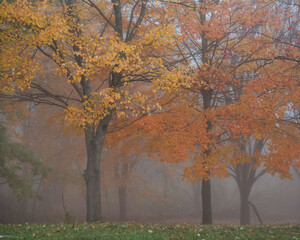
[134,0,299,224]
[218,0,300,225]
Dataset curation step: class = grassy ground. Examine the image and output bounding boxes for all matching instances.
[0,222,299,240]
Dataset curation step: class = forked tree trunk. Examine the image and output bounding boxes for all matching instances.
[84,116,111,222]
[235,139,265,225]
[202,179,212,224]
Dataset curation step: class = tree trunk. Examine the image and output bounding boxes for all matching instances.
[84,116,111,222]
[235,140,265,225]
[201,90,213,224]
[118,185,127,221]
[202,179,212,224]
[84,130,101,222]
[240,189,250,225]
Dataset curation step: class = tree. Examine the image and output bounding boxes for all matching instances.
[0,0,180,222]
[226,138,266,225]
[225,0,300,225]
[134,0,299,224]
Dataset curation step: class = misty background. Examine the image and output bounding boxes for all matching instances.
[1,104,299,225]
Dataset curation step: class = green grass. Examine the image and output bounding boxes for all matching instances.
[0,222,299,239]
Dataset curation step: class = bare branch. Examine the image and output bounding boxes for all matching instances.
[126,0,148,42]
[83,0,117,32]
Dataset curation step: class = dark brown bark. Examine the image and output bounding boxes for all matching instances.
[112,0,123,39]
[201,90,213,224]
[240,188,250,225]
[198,1,213,223]
[81,5,123,219]
[84,115,111,222]
[232,139,265,225]
[84,132,101,222]
[79,0,148,222]
[202,179,212,224]
[82,24,122,222]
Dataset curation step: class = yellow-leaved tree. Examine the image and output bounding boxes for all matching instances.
[0,0,181,222]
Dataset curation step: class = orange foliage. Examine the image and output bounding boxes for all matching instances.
[112,0,300,182]
[1,0,299,183]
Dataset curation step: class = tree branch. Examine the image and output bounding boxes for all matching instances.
[126,0,148,42]
[84,0,117,32]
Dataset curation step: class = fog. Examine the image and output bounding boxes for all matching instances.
[1,0,299,227]
[1,160,300,224]
[1,106,300,225]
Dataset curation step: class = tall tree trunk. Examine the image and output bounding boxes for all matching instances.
[236,163,252,225]
[235,140,265,225]
[199,1,213,222]
[201,91,213,224]
[118,185,127,221]
[84,115,111,222]
[202,179,212,224]
[84,130,101,222]
[65,0,105,222]
[240,188,250,225]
